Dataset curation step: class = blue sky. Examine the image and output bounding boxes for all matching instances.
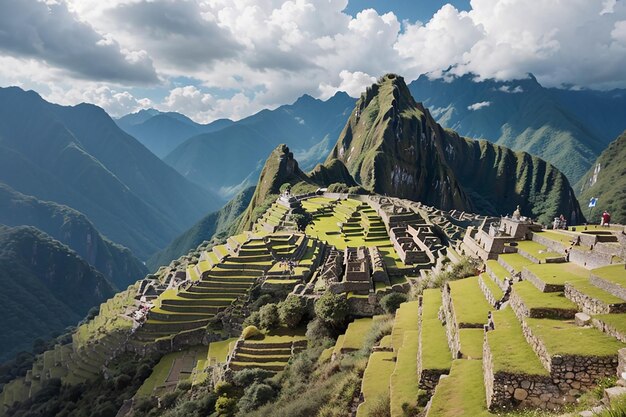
[344,0,471,23]
[0,0,624,122]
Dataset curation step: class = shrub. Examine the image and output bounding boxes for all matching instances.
[160,391,179,409]
[368,395,391,417]
[279,296,306,328]
[361,316,394,355]
[215,381,236,397]
[327,183,349,193]
[176,380,192,392]
[279,183,291,193]
[315,292,349,329]
[215,396,238,416]
[380,293,408,314]
[232,368,274,387]
[259,303,280,330]
[306,318,333,344]
[243,312,261,328]
[242,325,262,340]
[236,383,275,414]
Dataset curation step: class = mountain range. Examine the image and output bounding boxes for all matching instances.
[329,74,583,225]
[0,87,222,260]
[0,225,115,362]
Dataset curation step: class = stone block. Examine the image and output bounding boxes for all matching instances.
[575,312,591,326]
[603,386,626,406]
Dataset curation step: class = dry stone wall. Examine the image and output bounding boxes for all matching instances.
[565,283,626,315]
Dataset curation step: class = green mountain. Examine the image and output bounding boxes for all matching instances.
[164,92,356,199]
[0,182,147,288]
[116,109,233,158]
[576,131,626,224]
[408,74,608,185]
[330,74,583,225]
[0,87,222,259]
[0,225,115,362]
[147,186,255,270]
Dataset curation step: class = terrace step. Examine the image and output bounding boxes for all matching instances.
[591,314,626,343]
[229,362,284,372]
[564,280,626,315]
[589,265,626,301]
[426,359,488,417]
[521,262,589,293]
[485,260,510,291]
[497,253,533,276]
[513,240,565,264]
[419,289,452,398]
[233,353,291,363]
[510,281,578,320]
[478,273,504,308]
[237,347,292,356]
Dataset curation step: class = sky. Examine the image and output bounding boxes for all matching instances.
[0,0,625,123]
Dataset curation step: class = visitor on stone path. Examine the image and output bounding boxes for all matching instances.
[601,211,611,227]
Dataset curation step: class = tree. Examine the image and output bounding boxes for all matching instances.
[279,296,306,328]
[290,212,312,232]
[279,183,291,194]
[314,292,349,329]
[380,293,408,314]
[258,303,280,330]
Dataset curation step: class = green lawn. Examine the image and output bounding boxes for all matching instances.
[459,329,484,359]
[391,301,419,350]
[526,318,626,357]
[592,264,626,286]
[485,260,509,285]
[513,281,578,310]
[420,289,452,371]
[514,240,562,262]
[479,273,503,301]
[487,307,548,376]
[207,338,237,363]
[568,279,625,304]
[342,318,374,351]
[593,314,626,335]
[498,253,534,273]
[428,359,493,417]
[390,330,419,417]
[449,277,492,326]
[356,351,396,417]
[135,351,186,397]
[525,262,589,285]
[422,289,443,321]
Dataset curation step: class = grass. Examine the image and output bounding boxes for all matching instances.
[498,253,534,273]
[390,330,419,417]
[391,301,419,351]
[459,329,484,359]
[525,262,589,285]
[480,273,503,300]
[568,280,625,304]
[421,290,452,371]
[593,314,626,335]
[592,264,626,286]
[207,337,237,364]
[356,351,396,417]
[487,307,548,375]
[342,318,374,351]
[135,351,186,397]
[428,359,493,417]
[333,335,346,357]
[513,281,578,310]
[513,240,562,262]
[485,260,509,285]
[449,277,492,326]
[526,318,626,357]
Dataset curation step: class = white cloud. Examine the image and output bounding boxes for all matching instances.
[498,85,524,93]
[467,101,491,111]
[319,70,377,99]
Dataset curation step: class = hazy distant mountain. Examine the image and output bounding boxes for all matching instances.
[164,92,356,199]
[329,74,583,225]
[577,131,626,224]
[0,182,147,288]
[116,109,234,158]
[0,225,115,362]
[148,186,255,270]
[0,87,222,259]
[408,74,613,185]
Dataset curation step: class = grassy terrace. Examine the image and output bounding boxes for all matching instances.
[592,264,626,287]
[526,318,626,357]
[390,330,419,417]
[136,351,186,397]
[427,360,492,417]
[487,307,548,376]
[479,273,503,301]
[485,260,509,286]
[421,289,452,371]
[341,317,374,352]
[357,351,396,417]
[230,329,306,372]
[391,301,419,350]
[568,279,625,305]
[593,313,626,336]
[458,329,483,359]
[513,281,578,311]
[207,338,237,364]
[448,277,492,326]
[513,240,562,262]
[498,253,534,273]
[525,262,589,285]
[534,230,580,248]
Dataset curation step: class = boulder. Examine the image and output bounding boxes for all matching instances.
[575,312,591,326]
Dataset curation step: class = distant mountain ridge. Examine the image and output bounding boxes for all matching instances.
[0,87,222,259]
[116,109,234,158]
[408,74,619,185]
[0,225,116,362]
[0,182,147,288]
[164,92,356,199]
[577,131,626,225]
[329,74,583,225]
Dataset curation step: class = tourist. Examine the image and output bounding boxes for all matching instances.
[601,211,611,227]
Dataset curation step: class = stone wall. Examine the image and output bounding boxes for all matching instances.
[521,268,564,293]
[564,283,626,315]
[510,289,577,320]
[570,249,615,270]
[441,283,461,358]
[591,317,626,343]
[479,275,500,307]
[590,274,626,301]
[483,335,563,410]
